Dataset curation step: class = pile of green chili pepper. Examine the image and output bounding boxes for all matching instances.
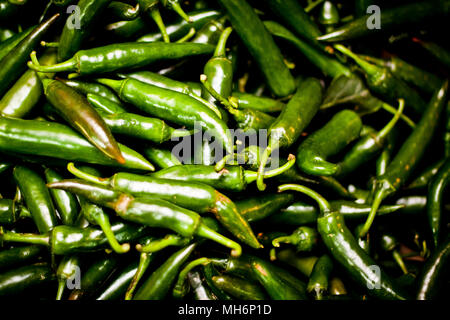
[0,0,448,301]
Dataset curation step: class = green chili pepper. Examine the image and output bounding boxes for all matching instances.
[264,21,351,78]
[191,15,226,45]
[0,26,33,66]
[318,0,450,42]
[172,257,211,299]
[307,254,333,300]
[0,117,154,171]
[329,277,347,296]
[379,232,408,275]
[134,243,197,300]
[426,158,450,248]
[48,178,243,255]
[276,249,318,277]
[236,193,294,223]
[232,91,285,113]
[141,146,181,169]
[97,78,233,153]
[296,109,362,176]
[55,254,81,300]
[407,160,445,190]
[335,45,427,115]
[211,275,266,300]
[278,184,408,300]
[335,100,404,178]
[354,224,370,254]
[413,37,450,69]
[138,0,171,43]
[360,81,448,237]
[202,263,233,300]
[416,236,450,300]
[0,263,55,297]
[59,79,123,106]
[318,1,340,33]
[45,168,79,226]
[0,13,59,97]
[69,253,119,300]
[86,93,127,115]
[0,198,31,225]
[272,226,319,252]
[13,165,58,234]
[257,78,323,190]
[217,0,295,97]
[0,245,45,271]
[96,261,139,300]
[107,1,139,21]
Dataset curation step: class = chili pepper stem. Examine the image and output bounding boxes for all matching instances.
[256,146,272,191]
[167,0,193,23]
[96,78,124,95]
[176,28,196,43]
[67,163,110,186]
[278,184,331,212]
[171,129,195,138]
[95,213,130,254]
[377,99,405,140]
[150,7,170,43]
[214,27,232,57]
[200,74,237,112]
[272,235,294,247]
[136,234,188,253]
[196,224,242,257]
[27,51,77,73]
[41,41,59,48]
[392,250,408,275]
[359,187,389,238]
[245,154,296,184]
[125,253,153,300]
[381,102,415,129]
[0,228,50,246]
[56,280,66,300]
[334,44,380,76]
[173,257,211,298]
[189,93,223,119]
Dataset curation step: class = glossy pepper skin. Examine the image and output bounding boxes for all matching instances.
[212,275,266,300]
[0,117,154,171]
[307,254,333,300]
[360,81,449,237]
[236,193,294,223]
[0,26,33,62]
[98,78,233,154]
[107,1,139,21]
[14,165,58,234]
[191,15,226,45]
[318,0,450,42]
[426,158,450,247]
[29,42,215,76]
[0,198,31,225]
[0,263,55,297]
[413,38,450,69]
[232,92,284,113]
[134,243,197,300]
[0,13,59,97]
[217,0,295,97]
[272,226,319,252]
[0,245,44,271]
[57,0,111,62]
[416,236,450,300]
[59,79,122,106]
[86,93,127,115]
[96,261,139,300]
[142,146,181,169]
[296,110,362,176]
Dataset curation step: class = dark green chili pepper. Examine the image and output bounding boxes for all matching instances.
[446,102,450,157]
[69,253,119,300]
[0,221,148,255]
[0,263,55,297]
[416,236,450,300]
[0,117,154,171]
[232,91,285,113]
[354,224,370,254]
[96,261,139,300]
[202,263,233,300]
[360,81,448,237]
[13,165,58,234]
[138,0,171,43]
[141,146,181,169]
[172,257,211,299]
[318,0,450,42]
[211,275,266,300]
[217,0,295,97]
[42,79,125,164]
[85,93,127,116]
[45,168,79,226]
[335,45,427,115]
[56,254,81,300]
[134,243,197,300]
[296,109,362,176]
[107,1,139,21]
[57,0,111,62]
[335,100,404,178]
[236,193,294,223]
[375,130,398,177]
[318,1,339,33]
[307,254,333,300]
[272,226,319,252]
[48,178,243,255]
[279,184,408,300]
[276,249,318,277]
[257,77,323,190]
[329,277,347,296]
[264,21,351,78]
[0,245,44,271]
[0,26,33,66]
[426,158,450,247]
[97,78,233,153]
[104,17,147,39]
[0,13,59,97]
[28,42,215,76]
[191,15,226,45]
[413,37,450,69]
[0,198,31,225]
[260,0,321,42]
[59,79,122,106]
[379,232,408,275]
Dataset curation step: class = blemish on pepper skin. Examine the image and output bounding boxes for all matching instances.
[254,263,267,276]
[396,178,401,184]
[405,164,410,171]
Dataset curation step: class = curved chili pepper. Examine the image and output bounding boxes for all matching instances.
[0,245,45,271]
[264,21,351,78]
[232,91,285,113]
[138,0,171,43]
[335,45,427,115]
[202,263,233,300]
[107,1,139,21]
[278,184,408,300]
[335,99,404,178]
[13,165,58,234]
[65,166,260,249]
[0,26,33,62]
[0,263,55,297]
[42,79,125,164]
[217,0,295,97]
[212,275,266,300]
[416,236,450,300]
[257,77,323,190]
[272,226,319,252]
[96,261,139,300]
[236,193,294,223]
[307,254,333,300]
[47,178,243,256]
[97,78,233,153]
[69,253,120,300]
[172,257,211,299]
[59,79,122,106]
[0,117,154,171]
[318,1,450,42]
[45,168,79,226]
[360,81,448,237]
[141,146,181,169]
[57,0,111,62]
[0,13,59,97]
[134,243,197,300]
[296,109,362,176]
[426,158,450,247]
[413,37,450,69]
